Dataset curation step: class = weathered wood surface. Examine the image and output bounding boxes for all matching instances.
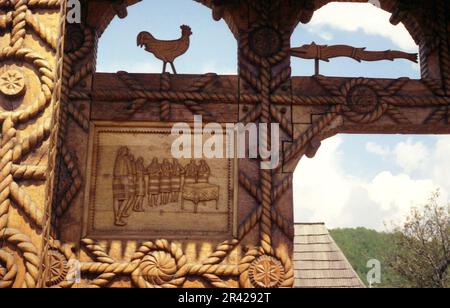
[0,0,448,288]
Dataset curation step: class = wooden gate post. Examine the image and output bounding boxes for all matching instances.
[0,0,66,288]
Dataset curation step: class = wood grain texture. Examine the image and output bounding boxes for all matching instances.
[1,0,448,288]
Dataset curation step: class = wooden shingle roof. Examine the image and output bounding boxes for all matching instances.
[294,223,365,288]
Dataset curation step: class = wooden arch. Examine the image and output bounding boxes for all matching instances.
[0,0,448,288]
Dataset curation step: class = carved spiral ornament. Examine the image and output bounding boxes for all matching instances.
[131,240,187,288]
[341,78,387,123]
[140,251,177,286]
[347,85,379,114]
[248,255,285,288]
[0,249,18,288]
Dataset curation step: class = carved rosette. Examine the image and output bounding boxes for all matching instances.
[249,26,283,57]
[0,69,26,98]
[249,255,285,288]
[131,240,187,288]
[44,250,68,287]
[341,78,387,123]
[239,249,293,289]
[139,251,177,285]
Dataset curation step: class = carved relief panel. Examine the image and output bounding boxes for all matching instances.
[1,0,448,289]
[84,122,237,239]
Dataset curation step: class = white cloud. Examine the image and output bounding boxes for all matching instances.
[308,3,417,51]
[366,141,390,157]
[365,171,437,222]
[316,31,334,41]
[431,136,450,194]
[394,139,429,173]
[294,137,353,225]
[294,136,449,231]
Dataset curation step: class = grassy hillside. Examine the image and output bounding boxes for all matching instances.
[330,228,405,288]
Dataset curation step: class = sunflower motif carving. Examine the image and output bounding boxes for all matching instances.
[131,241,187,289]
[0,69,26,98]
[249,255,285,288]
[45,250,68,287]
[140,251,177,286]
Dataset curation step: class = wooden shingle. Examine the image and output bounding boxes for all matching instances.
[294,223,365,288]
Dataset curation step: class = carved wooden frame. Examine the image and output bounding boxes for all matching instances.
[0,0,448,288]
[82,120,239,240]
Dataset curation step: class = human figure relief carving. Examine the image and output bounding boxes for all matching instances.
[86,124,234,238]
[112,148,220,226]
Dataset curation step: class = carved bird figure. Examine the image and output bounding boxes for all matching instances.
[137,25,192,74]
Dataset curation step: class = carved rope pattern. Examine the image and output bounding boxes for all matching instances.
[0,0,63,288]
[34,0,450,289]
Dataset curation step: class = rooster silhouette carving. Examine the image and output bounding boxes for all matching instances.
[137,25,192,74]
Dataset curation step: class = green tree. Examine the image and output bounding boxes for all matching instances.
[390,191,450,288]
[331,227,403,287]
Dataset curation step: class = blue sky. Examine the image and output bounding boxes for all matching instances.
[97,1,449,231]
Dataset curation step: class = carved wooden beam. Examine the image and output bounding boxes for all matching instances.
[0,0,67,288]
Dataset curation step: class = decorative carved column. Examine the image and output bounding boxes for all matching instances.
[0,0,66,288]
[204,0,316,288]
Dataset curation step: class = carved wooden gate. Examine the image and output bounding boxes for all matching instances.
[0,0,449,288]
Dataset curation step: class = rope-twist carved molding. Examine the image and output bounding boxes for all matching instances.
[0,48,54,124]
[10,181,44,228]
[79,238,242,288]
[160,73,171,120]
[12,119,51,163]
[0,249,18,288]
[0,228,40,288]
[0,0,62,8]
[11,164,47,181]
[0,0,65,289]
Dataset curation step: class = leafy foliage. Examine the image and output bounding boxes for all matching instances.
[330,227,404,288]
[330,192,449,288]
[390,192,449,288]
